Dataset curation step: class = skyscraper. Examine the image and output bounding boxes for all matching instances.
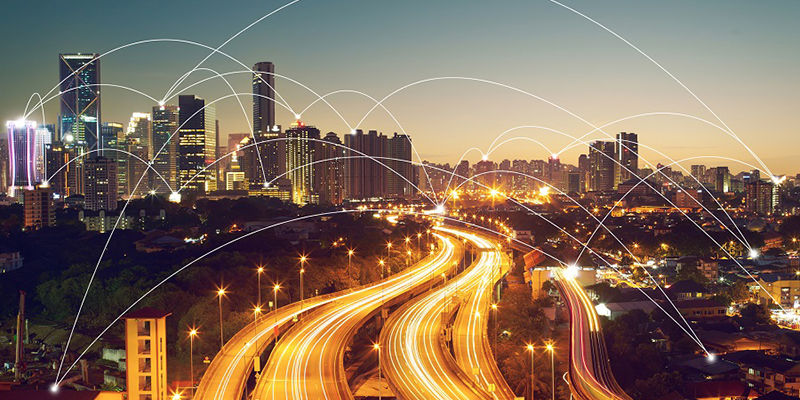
[126,113,152,196]
[6,120,38,196]
[247,61,283,186]
[59,54,100,152]
[615,132,638,188]
[101,122,126,197]
[715,166,730,193]
[84,156,117,211]
[23,186,55,229]
[319,132,345,205]
[284,120,321,205]
[589,141,615,191]
[178,95,216,193]
[152,105,179,193]
[387,133,415,198]
[344,129,387,200]
[746,180,774,215]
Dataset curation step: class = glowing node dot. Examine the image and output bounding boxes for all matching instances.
[482,154,488,161]
[434,204,445,214]
[749,249,759,259]
[294,114,301,120]
[350,129,357,135]
[168,192,182,203]
[50,384,59,393]
[708,354,717,362]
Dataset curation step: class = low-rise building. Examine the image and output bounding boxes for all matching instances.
[0,247,23,273]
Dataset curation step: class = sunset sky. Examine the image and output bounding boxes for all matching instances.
[2,0,799,175]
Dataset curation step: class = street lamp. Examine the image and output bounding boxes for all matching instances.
[373,343,382,400]
[491,303,498,350]
[273,284,281,335]
[188,328,198,397]
[217,288,226,350]
[299,255,307,311]
[386,242,393,267]
[546,342,555,400]
[379,259,385,279]
[253,306,262,376]
[347,249,354,273]
[257,266,265,308]
[526,344,535,400]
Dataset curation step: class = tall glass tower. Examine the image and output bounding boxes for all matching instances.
[59,53,101,152]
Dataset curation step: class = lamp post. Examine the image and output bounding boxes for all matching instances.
[386,242,393,270]
[188,329,197,397]
[347,249,354,273]
[299,256,307,311]
[373,343,382,400]
[416,233,422,257]
[526,344,535,400]
[253,306,261,377]
[257,267,264,308]
[546,342,555,400]
[273,284,280,335]
[491,303,498,350]
[217,289,226,350]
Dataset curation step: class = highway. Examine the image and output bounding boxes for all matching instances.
[249,232,462,400]
[553,268,632,400]
[380,227,510,400]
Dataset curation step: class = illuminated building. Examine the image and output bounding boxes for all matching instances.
[6,120,38,196]
[151,105,179,193]
[101,122,127,197]
[122,308,171,400]
[588,140,615,191]
[387,133,416,198]
[178,95,216,193]
[23,186,55,229]
[690,164,707,182]
[344,129,387,200]
[750,274,800,308]
[319,132,345,204]
[675,188,706,208]
[34,125,53,182]
[58,53,100,152]
[247,61,284,186]
[285,120,320,204]
[615,131,638,189]
[715,166,731,193]
[126,113,152,196]
[746,180,774,215]
[84,156,118,211]
[474,159,496,189]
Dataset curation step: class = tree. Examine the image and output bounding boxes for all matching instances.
[739,303,773,326]
[630,372,684,400]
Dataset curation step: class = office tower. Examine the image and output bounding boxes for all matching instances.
[0,138,7,195]
[45,142,67,198]
[454,160,471,190]
[247,61,283,186]
[84,156,118,211]
[23,186,55,229]
[58,54,100,152]
[746,180,774,215]
[567,171,581,194]
[35,125,53,182]
[125,113,152,196]
[284,120,321,204]
[6,120,38,196]
[151,105,179,193]
[319,132,345,204]
[615,132,638,188]
[344,129,387,200]
[387,133,415,198]
[547,155,560,185]
[589,141,615,191]
[690,165,706,182]
[578,154,590,193]
[101,122,127,197]
[715,166,730,193]
[178,95,216,193]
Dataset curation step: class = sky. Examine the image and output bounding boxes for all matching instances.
[2,0,799,175]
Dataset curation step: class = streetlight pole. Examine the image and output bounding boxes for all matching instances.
[491,303,498,350]
[347,249,354,274]
[299,256,307,312]
[527,344,535,400]
[374,343,382,400]
[253,306,261,378]
[547,342,555,400]
[257,267,264,309]
[217,289,225,351]
[273,285,280,336]
[386,242,392,272]
[189,329,197,397]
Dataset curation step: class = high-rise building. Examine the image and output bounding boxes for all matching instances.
[152,105,179,193]
[84,156,118,211]
[474,160,497,189]
[0,137,7,195]
[715,166,730,193]
[101,122,127,197]
[6,120,38,196]
[58,54,100,152]
[34,125,53,182]
[284,120,321,204]
[615,132,638,188]
[126,113,152,196]
[344,129,387,200]
[247,61,284,186]
[122,308,171,400]
[387,133,415,198]
[319,132,345,205]
[690,165,707,182]
[589,141,615,191]
[45,142,68,198]
[746,180,774,215]
[178,95,216,193]
[23,186,55,229]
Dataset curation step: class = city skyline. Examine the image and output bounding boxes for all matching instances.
[1,1,799,174]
